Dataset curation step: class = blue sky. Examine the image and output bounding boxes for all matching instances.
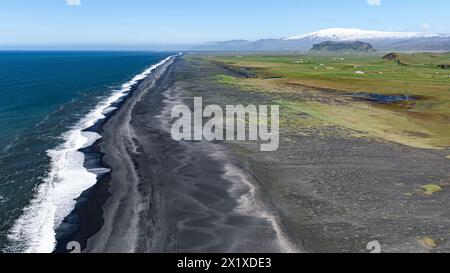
[1,0,449,46]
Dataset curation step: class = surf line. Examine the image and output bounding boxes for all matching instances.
[5,55,176,253]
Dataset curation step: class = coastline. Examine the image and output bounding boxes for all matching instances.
[53,56,176,252]
[3,54,174,253]
[39,53,450,253]
[8,52,448,253]
[65,56,296,253]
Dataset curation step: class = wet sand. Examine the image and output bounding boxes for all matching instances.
[78,57,295,253]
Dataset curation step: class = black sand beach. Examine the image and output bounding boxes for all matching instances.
[56,57,295,253]
[57,54,450,253]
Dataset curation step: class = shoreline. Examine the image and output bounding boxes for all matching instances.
[50,56,176,253]
[68,56,296,253]
[13,52,447,253]
[46,53,450,253]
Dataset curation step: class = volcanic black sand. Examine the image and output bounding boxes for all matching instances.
[65,57,293,253]
[64,55,450,253]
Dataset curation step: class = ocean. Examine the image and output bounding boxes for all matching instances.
[0,51,173,252]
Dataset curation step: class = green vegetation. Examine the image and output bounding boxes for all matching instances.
[277,100,448,149]
[207,53,450,149]
[208,53,450,98]
[216,74,241,86]
[420,184,443,195]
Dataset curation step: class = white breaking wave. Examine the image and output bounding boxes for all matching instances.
[285,28,441,41]
[6,55,174,253]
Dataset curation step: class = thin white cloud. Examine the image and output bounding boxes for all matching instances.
[420,24,431,31]
[367,0,381,6]
[66,0,81,6]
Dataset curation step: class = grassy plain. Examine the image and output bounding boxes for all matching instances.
[206,53,450,149]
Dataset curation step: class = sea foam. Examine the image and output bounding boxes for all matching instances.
[6,56,173,253]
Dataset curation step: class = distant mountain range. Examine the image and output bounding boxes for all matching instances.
[192,28,450,52]
[284,28,441,41]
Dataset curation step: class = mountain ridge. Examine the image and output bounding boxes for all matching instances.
[310,41,376,53]
[192,28,450,52]
[285,28,443,41]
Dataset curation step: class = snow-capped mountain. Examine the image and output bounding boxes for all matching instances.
[284,28,441,41]
[193,28,450,52]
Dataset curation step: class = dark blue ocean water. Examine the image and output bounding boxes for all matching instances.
[0,51,172,251]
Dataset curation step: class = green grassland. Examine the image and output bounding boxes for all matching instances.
[205,53,450,149]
